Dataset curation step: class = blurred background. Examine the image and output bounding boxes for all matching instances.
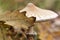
[0,0,60,11]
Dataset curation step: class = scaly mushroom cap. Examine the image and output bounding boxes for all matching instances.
[0,10,36,32]
[20,3,58,21]
[5,20,29,32]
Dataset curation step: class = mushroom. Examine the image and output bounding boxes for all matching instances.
[0,10,26,21]
[20,3,58,21]
[0,10,36,32]
[20,3,59,40]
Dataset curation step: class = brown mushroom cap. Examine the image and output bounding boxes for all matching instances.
[0,10,27,21]
[0,10,36,32]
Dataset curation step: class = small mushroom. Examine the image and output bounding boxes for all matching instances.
[20,3,58,21]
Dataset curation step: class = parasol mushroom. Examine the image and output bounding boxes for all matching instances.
[0,10,35,24]
[0,10,36,32]
[20,3,58,21]
[20,3,59,40]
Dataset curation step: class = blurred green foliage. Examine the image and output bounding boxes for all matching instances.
[0,0,60,11]
[53,0,60,11]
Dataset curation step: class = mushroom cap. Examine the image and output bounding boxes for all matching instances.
[0,10,35,32]
[20,3,58,21]
[4,20,32,32]
[0,10,27,21]
[5,20,29,28]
